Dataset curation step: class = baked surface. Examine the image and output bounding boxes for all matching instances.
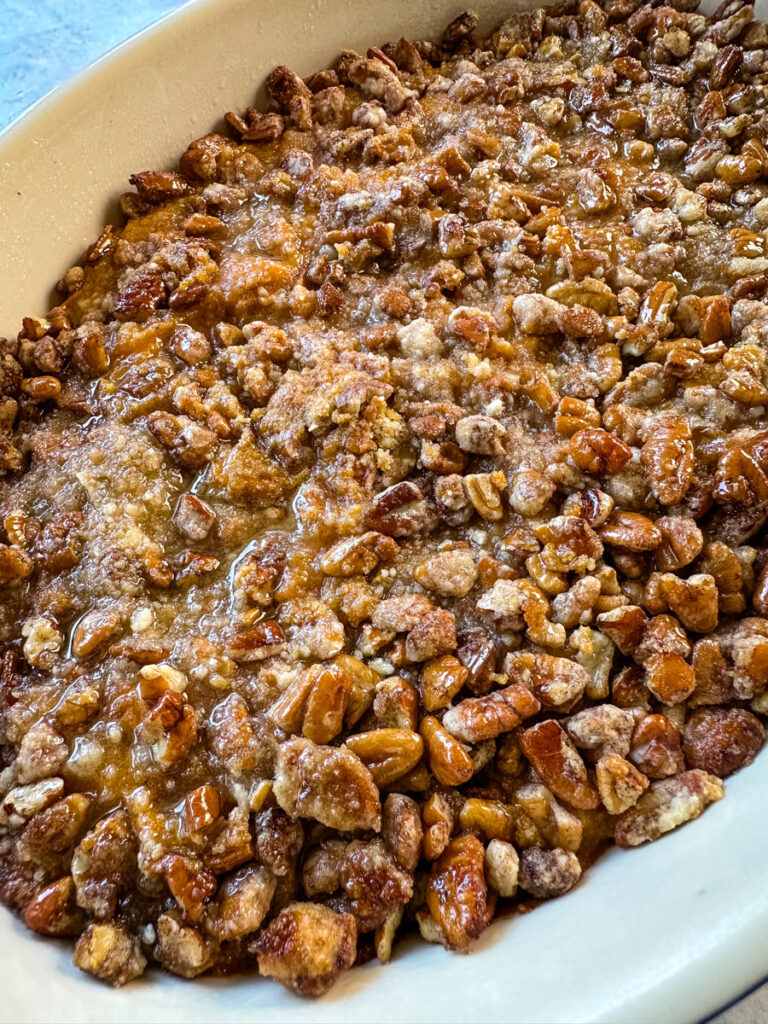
[2,0,768,994]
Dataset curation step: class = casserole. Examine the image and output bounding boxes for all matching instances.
[1,0,768,1020]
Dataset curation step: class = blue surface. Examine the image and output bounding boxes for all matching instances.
[0,0,188,131]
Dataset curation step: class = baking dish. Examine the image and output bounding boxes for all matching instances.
[2,0,768,1019]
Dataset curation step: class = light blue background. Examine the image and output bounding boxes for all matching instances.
[0,0,188,131]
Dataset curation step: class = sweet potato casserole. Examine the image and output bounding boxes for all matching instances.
[2,0,768,995]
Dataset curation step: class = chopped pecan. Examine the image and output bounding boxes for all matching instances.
[345,728,423,787]
[442,683,540,743]
[420,715,474,786]
[682,708,764,778]
[596,754,649,815]
[614,770,723,847]
[253,903,357,997]
[630,714,685,779]
[426,834,488,952]
[520,720,600,810]
[73,923,146,987]
[519,840,583,898]
[24,877,84,937]
[504,651,588,709]
[273,736,381,832]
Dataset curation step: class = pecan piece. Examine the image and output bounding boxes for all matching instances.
[253,903,357,997]
[344,728,423,787]
[504,651,588,709]
[73,923,146,987]
[420,715,474,786]
[596,754,649,815]
[682,708,764,778]
[426,834,488,952]
[273,736,381,832]
[24,877,84,937]
[520,720,599,810]
[365,481,437,537]
[630,714,685,779]
[518,847,582,899]
[442,683,540,743]
[320,532,398,577]
[614,770,724,847]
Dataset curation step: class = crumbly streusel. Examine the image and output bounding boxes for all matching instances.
[2,0,768,995]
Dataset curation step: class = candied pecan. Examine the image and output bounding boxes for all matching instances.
[420,655,468,712]
[509,469,556,517]
[478,578,565,648]
[426,834,488,952]
[24,877,83,937]
[73,923,146,987]
[484,840,519,898]
[345,728,423,787]
[227,620,285,662]
[405,608,457,662]
[163,854,217,923]
[570,427,631,476]
[614,770,723,847]
[505,651,588,709]
[71,810,136,919]
[630,714,685,779]
[459,798,513,842]
[566,705,636,762]
[373,676,419,731]
[266,65,313,130]
[683,708,764,777]
[185,785,221,833]
[253,807,303,877]
[420,715,474,786]
[515,781,583,851]
[456,627,496,694]
[644,572,719,633]
[644,653,696,705]
[365,481,437,537]
[464,471,507,522]
[273,736,381,832]
[147,411,217,469]
[561,487,614,528]
[640,418,695,505]
[341,838,413,931]
[130,170,190,202]
[442,683,540,743]
[254,903,357,997]
[596,605,648,654]
[72,608,120,658]
[520,720,599,810]
[302,840,347,897]
[596,754,649,815]
[173,493,216,541]
[321,532,398,577]
[16,721,68,784]
[206,864,276,942]
[690,638,733,707]
[270,662,351,744]
[519,847,582,899]
[381,793,422,872]
[414,549,477,597]
[600,511,662,551]
[654,516,703,572]
[154,911,215,979]
[455,415,507,455]
[140,690,198,769]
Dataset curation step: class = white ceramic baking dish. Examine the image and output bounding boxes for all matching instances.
[2,0,768,1020]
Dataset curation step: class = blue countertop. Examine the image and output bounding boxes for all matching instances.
[0,0,187,131]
